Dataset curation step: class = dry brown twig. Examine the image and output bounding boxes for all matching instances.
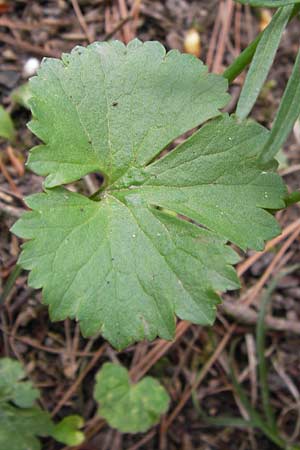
[162,324,236,431]
[6,146,24,177]
[118,0,133,43]
[206,1,223,69]
[0,155,20,196]
[237,218,300,276]
[130,0,141,37]
[212,0,235,73]
[70,0,93,44]
[51,344,106,417]
[242,225,300,306]
[234,2,242,55]
[0,31,60,57]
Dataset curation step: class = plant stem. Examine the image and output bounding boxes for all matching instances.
[0,264,22,305]
[284,191,300,207]
[256,278,278,431]
[230,340,287,449]
[223,34,261,84]
[223,5,300,84]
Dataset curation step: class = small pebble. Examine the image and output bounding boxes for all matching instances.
[23,57,40,77]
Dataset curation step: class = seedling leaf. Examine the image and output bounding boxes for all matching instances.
[94,363,170,433]
[51,415,85,446]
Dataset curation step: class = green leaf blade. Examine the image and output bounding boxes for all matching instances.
[260,47,300,163]
[235,0,300,7]
[236,5,293,120]
[94,363,170,433]
[27,39,229,188]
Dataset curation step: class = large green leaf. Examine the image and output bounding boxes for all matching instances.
[94,363,170,433]
[12,40,286,349]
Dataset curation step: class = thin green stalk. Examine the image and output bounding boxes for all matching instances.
[0,264,22,305]
[192,381,256,429]
[284,191,300,207]
[256,267,300,448]
[223,34,261,84]
[223,4,300,84]
[237,0,300,6]
[201,416,253,428]
[229,340,287,449]
[256,278,278,431]
[260,47,300,163]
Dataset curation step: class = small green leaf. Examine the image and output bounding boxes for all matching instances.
[0,358,39,408]
[12,40,286,349]
[0,404,53,450]
[260,47,300,163]
[94,363,170,433]
[51,415,85,446]
[236,5,293,120]
[0,105,15,141]
[235,0,300,6]
[11,83,32,109]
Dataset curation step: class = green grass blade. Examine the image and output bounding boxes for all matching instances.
[260,47,300,163]
[236,5,293,120]
[192,390,255,428]
[256,267,300,444]
[235,0,300,7]
[223,5,300,84]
